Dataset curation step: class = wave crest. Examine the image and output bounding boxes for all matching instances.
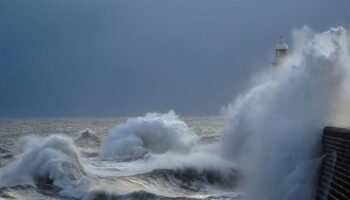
[99,111,198,160]
[0,135,85,190]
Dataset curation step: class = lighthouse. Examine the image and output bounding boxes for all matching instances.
[272,36,289,67]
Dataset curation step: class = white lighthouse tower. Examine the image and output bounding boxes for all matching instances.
[272,36,289,67]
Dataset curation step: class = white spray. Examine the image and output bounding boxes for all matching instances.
[221,26,350,200]
[99,111,198,160]
[0,135,88,198]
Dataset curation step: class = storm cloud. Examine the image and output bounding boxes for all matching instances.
[0,0,349,116]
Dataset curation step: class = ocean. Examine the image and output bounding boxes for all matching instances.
[1,26,349,200]
[0,115,241,200]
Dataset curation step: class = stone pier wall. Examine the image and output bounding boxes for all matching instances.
[317,127,350,200]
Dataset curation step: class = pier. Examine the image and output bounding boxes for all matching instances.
[317,127,350,200]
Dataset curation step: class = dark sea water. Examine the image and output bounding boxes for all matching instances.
[0,116,241,200]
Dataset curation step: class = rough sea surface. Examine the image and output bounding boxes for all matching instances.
[0,116,241,200]
[1,26,349,200]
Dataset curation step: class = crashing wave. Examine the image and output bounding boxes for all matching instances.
[0,135,85,191]
[221,26,350,200]
[99,111,198,160]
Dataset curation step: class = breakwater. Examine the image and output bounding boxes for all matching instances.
[317,127,350,200]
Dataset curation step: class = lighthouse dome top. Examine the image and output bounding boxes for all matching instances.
[276,36,289,50]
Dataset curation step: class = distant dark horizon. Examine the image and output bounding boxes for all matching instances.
[1,0,349,117]
[0,111,225,118]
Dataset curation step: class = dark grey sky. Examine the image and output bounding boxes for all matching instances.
[0,0,349,117]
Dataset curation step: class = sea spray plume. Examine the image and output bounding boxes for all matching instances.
[99,111,198,160]
[221,26,350,200]
[0,135,86,196]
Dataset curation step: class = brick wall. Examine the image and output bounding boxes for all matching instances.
[317,126,350,200]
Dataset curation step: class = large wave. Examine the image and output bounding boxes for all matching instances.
[0,112,238,200]
[221,26,350,200]
[0,135,87,198]
[99,111,198,160]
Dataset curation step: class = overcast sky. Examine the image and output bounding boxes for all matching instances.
[0,0,349,117]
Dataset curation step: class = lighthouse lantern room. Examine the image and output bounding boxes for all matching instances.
[272,36,289,67]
